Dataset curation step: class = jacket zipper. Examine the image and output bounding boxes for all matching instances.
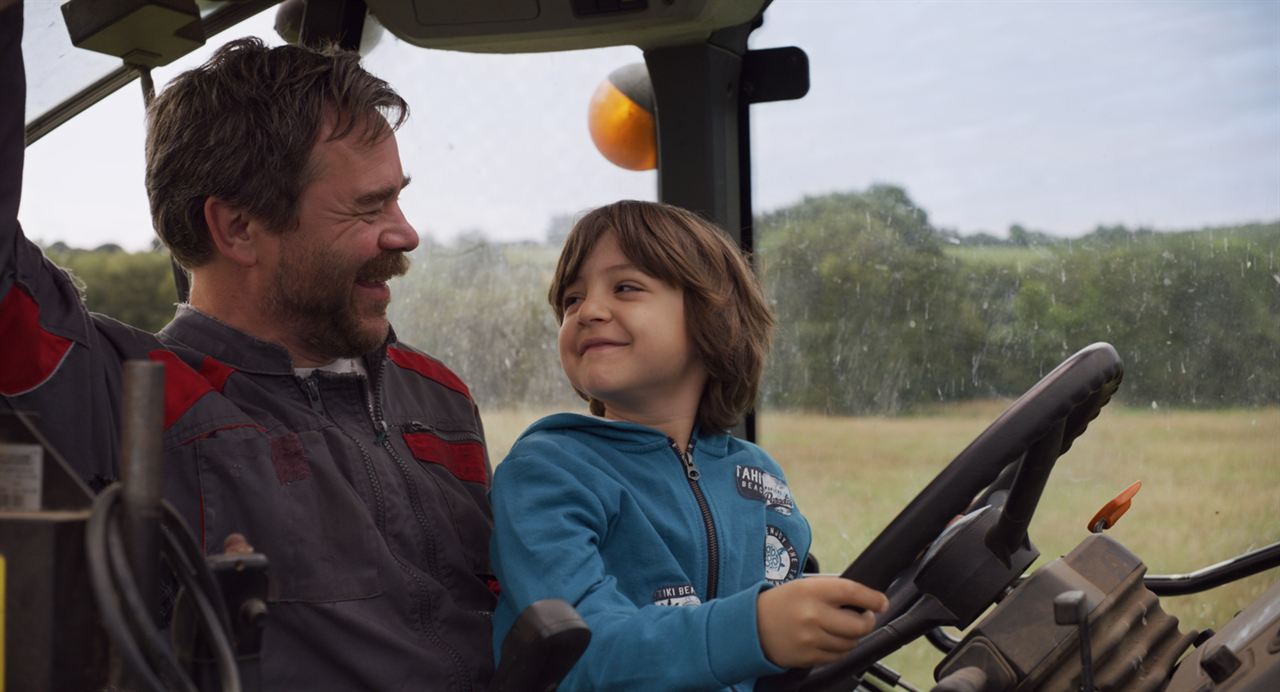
[299,373,388,531]
[402,420,484,444]
[367,359,389,444]
[365,355,470,683]
[367,358,436,577]
[302,376,325,414]
[670,438,719,600]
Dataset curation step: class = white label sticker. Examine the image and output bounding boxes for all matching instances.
[0,443,43,511]
[764,525,800,584]
[652,584,702,607]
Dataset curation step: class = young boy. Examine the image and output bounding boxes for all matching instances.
[489,201,887,690]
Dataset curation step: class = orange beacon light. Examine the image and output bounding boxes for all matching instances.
[587,63,656,171]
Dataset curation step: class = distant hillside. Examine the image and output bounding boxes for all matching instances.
[40,187,1279,414]
[758,186,1279,413]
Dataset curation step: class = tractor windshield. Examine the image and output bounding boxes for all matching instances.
[18,1,1279,685]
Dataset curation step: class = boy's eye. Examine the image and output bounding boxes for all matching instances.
[616,283,641,294]
[563,295,583,310]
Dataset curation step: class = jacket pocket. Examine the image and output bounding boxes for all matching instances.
[402,429,489,487]
[196,430,382,603]
[400,425,493,581]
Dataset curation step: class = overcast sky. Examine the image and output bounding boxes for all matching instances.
[18,0,1280,251]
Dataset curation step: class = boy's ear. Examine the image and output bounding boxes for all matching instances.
[204,197,261,267]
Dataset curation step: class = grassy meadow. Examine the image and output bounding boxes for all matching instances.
[484,403,1280,686]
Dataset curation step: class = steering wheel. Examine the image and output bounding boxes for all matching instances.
[767,342,1124,692]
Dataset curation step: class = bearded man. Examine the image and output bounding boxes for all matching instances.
[0,3,495,688]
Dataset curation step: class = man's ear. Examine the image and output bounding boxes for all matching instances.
[204,197,261,267]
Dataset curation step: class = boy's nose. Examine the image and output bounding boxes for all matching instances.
[577,294,611,323]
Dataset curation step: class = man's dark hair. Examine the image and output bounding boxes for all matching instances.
[145,37,408,268]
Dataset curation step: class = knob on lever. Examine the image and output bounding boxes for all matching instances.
[1053,590,1095,692]
[490,599,591,692]
[931,666,989,692]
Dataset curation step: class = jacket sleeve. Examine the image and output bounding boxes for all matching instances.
[1,1,26,277]
[1,3,123,485]
[1,0,101,388]
[490,454,784,691]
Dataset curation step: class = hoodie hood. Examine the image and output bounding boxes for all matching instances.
[517,412,730,458]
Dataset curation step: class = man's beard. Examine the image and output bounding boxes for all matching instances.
[267,245,410,359]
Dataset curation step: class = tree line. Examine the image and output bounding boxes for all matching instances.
[45,186,1279,414]
[756,185,1278,413]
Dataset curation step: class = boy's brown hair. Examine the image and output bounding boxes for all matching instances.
[549,200,775,432]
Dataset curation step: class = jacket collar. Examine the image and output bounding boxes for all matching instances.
[158,304,393,376]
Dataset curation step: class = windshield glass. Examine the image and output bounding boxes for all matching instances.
[750,1,1278,681]
[21,0,242,123]
[17,2,1279,686]
[19,4,654,445]
[22,1,126,121]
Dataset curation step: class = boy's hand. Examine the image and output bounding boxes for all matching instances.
[756,577,889,669]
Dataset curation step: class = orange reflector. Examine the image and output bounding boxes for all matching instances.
[587,78,656,171]
[1088,480,1142,533]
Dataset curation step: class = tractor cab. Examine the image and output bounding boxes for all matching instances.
[9,1,1280,690]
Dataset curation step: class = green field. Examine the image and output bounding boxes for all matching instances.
[941,243,1053,267]
[485,404,1280,686]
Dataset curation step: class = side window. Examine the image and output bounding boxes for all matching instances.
[750,4,1278,681]
[364,42,656,454]
[20,8,654,451]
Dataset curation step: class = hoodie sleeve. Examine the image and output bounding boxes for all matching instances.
[490,452,785,690]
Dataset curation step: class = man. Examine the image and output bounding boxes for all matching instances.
[1,3,495,688]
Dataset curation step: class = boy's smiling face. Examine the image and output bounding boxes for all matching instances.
[557,231,707,426]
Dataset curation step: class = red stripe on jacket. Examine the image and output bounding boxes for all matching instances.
[387,346,472,398]
[0,285,74,395]
[198,355,235,393]
[148,350,213,429]
[147,351,235,430]
[403,431,488,486]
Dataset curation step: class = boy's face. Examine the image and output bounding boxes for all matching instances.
[557,231,708,425]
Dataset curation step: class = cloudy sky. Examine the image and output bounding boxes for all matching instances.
[18,0,1280,250]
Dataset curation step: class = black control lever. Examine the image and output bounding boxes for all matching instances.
[1053,590,1094,692]
[490,599,591,692]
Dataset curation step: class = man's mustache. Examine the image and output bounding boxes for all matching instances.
[356,252,411,283]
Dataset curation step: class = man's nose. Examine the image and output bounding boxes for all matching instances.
[381,201,419,252]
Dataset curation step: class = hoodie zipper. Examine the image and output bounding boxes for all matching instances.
[670,438,719,600]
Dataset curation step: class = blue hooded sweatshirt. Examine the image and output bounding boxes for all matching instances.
[490,413,812,690]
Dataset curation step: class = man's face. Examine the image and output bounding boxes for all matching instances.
[266,126,417,359]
